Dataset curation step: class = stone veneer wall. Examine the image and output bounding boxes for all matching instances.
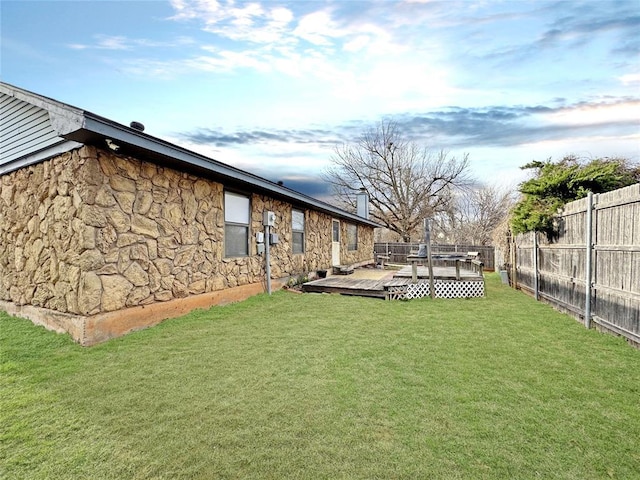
[0,145,374,319]
[339,223,375,267]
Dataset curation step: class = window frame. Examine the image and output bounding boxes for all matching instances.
[224,191,250,257]
[292,209,305,254]
[332,219,340,243]
[347,223,358,251]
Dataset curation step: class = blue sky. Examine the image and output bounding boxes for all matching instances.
[2,0,639,198]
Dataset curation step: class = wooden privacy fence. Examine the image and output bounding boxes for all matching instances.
[374,243,495,270]
[512,184,640,345]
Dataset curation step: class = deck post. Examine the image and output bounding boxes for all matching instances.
[424,218,435,299]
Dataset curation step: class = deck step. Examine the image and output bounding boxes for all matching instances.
[302,278,387,298]
[333,265,354,275]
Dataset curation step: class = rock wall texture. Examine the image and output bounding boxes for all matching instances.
[340,223,375,267]
[0,146,374,316]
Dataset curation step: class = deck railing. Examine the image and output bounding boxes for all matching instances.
[374,243,494,270]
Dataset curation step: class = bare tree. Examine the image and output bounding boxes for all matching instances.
[323,119,473,242]
[433,185,515,245]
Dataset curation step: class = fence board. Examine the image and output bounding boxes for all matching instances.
[512,183,640,346]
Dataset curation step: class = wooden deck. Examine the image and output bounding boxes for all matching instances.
[302,265,484,299]
[302,276,412,298]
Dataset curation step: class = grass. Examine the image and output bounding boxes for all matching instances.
[1,274,639,479]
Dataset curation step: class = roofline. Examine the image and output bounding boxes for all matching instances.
[0,82,380,228]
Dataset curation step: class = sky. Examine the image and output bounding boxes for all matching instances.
[2,0,639,199]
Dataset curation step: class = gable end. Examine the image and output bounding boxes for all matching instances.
[0,92,79,174]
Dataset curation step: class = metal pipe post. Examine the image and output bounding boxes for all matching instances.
[265,224,272,295]
[585,192,593,328]
[533,231,539,301]
[424,218,435,299]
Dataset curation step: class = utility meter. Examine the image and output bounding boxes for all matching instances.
[263,211,276,226]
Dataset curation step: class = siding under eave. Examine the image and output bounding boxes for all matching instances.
[0,93,79,174]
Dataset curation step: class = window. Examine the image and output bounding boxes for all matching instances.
[347,223,358,251]
[224,191,250,257]
[332,220,340,242]
[292,209,305,254]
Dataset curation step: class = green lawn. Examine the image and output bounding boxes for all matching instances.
[1,275,639,479]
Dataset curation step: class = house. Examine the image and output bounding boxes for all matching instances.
[0,82,379,345]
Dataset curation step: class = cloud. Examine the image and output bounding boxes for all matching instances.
[177,98,640,152]
[164,1,412,71]
[68,34,195,51]
[56,0,637,166]
[343,35,370,53]
[188,48,271,72]
[169,95,639,197]
[546,99,640,126]
[167,132,337,197]
[396,99,640,148]
[267,174,332,198]
[170,0,296,45]
[62,0,638,92]
[479,2,640,65]
[620,73,640,85]
[178,127,341,147]
[68,35,128,50]
[55,2,451,108]
[293,10,337,45]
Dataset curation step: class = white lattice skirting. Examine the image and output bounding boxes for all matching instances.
[386,280,485,300]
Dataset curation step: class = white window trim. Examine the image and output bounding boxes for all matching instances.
[224,191,250,257]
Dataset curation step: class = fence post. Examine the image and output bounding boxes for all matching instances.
[510,233,518,289]
[585,192,593,329]
[423,219,435,298]
[533,231,539,300]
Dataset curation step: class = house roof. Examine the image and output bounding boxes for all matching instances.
[0,82,380,228]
